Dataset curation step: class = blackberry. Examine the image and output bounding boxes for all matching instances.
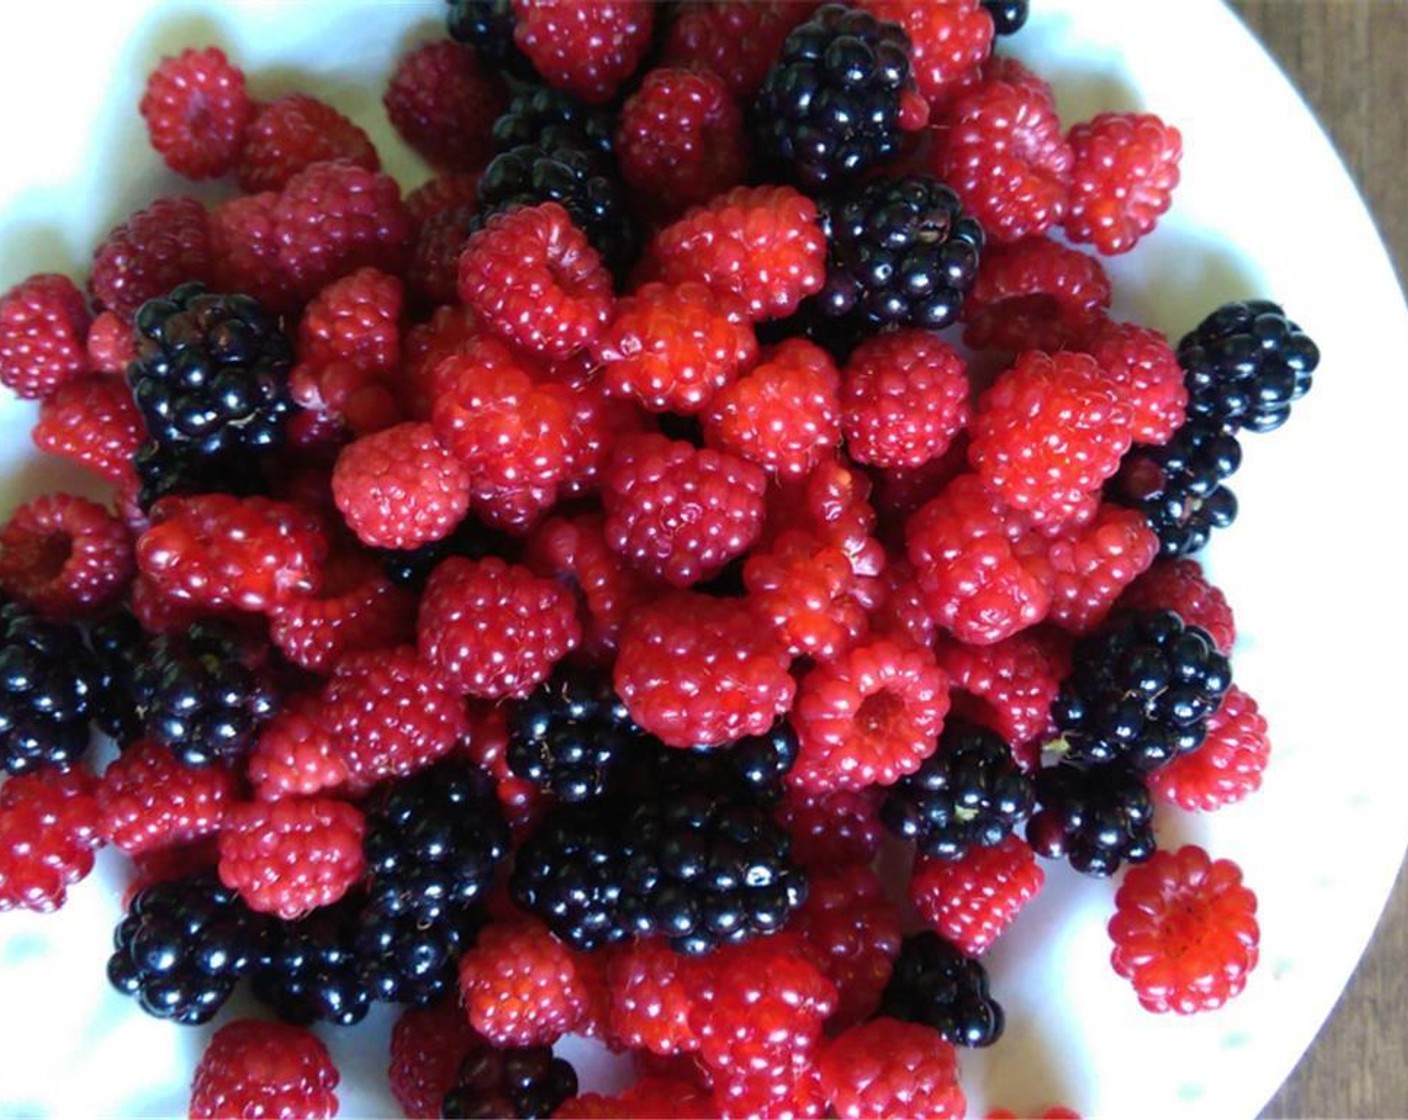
[107,873,265,1025]
[649,720,800,805]
[130,621,279,767]
[1051,610,1231,773]
[880,722,1034,860]
[441,1046,578,1120]
[754,3,917,189]
[357,898,485,1006]
[510,803,630,951]
[378,516,507,592]
[446,0,535,80]
[1027,761,1155,877]
[0,603,100,774]
[507,668,642,803]
[1109,418,1241,557]
[1178,300,1320,435]
[880,931,1004,1047]
[134,439,269,510]
[252,898,372,1027]
[492,85,615,158]
[982,1,1030,36]
[621,790,808,955]
[811,175,984,332]
[89,609,147,743]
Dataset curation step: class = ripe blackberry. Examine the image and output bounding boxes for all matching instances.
[252,899,372,1027]
[1178,300,1320,435]
[107,873,265,1024]
[492,85,615,157]
[441,1045,579,1120]
[357,898,485,1007]
[0,603,100,774]
[510,803,630,951]
[133,440,269,509]
[647,720,801,805]
[1051,609,1232,773]
[89,609,149,743]
[755,4,919,189]
[1027,761,1155,877]
[446,0,535,80]
[621,790,808,955]
[880,931,1004,1047]
[812,176,983,331]
[880,723,1035,861]
[982,1,1029,36]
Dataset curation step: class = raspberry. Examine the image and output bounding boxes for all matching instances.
[962,237,1112,352]
[457,918,592,1047]
[841,331,969,469]
[89,197,213,320]
[136,494,326,612]
[778,786,883,874]
[1065,112,1183,255]
[406,171,483,225]
[320,646,470,791]
[124,838,220,904]
[977,53,1049,100]
[562,1078,715,1120]
[511,0,654,105]
[86,310,137,374]
[1117,558,1236,655]
[987,1110,1081,1120]
[703,338,842,479]
[384,40,505,172]
[766,456,886,579]
[418,556,580,698]
[1149,686,1270,812]
[0,494,134,618]
[905,474,1050,646]
[614,590,795,748]
[603,434,768,587]
[817,1018,965,1120]
[0,766,102,912]
[399,305,478,421]
[969,350,1133,528]
[606,937,706,1055]
[209,191,298,312]
[466,702,543,836]
[933,78,1073,244]
[661,1,818,102]
[937,629,1066,753]
[1109,844,1259,1014]
[389,999,485,1120]
[268,551,417,673]
[789,636,950,793]
[859,0,993,110]
[795,865,903,1030]
[237,93,380,193]
[407,203,479,307]
[0,273,91,399]
[97,739,236,857]
[1076,318,1187,445]
[457,202,613,359]
[139,47,253,179]
[713,1068,827,1120]
[558,374,652,502]
[217,796,365,920]
[745,530,871,661]
[868,556,939,648]
[297,267,403,375]
[650,186,827,322]
[910,835,1045,956]
[247,696,348,801]
[333,421,472,550]
[616,67,748,214]
[595,281,757,414]
[189,1019,339,1120]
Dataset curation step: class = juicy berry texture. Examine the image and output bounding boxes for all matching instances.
[511,0,655,105]
[508,667,641,803]
[334,421,472,550]
[189,1019,339,1120]
[1027,761,1155,877]
[937,630,1066,754]
[860,0,993,110]
[1064,112,1183,255]
[247,698,347,802]
[384,40,505,172]
[744,529,871,661]
[777,785,884,871]
[90,198,214,321]
[238,94,380,193]
[841,330,970,468]
[881,931,1004,1047]
[32,375,145,489]
[457,918,593,1047]
[661,1,817,103]
[0,273,92,400]
[269,552,417,674]
[818,1018,966,1120]
[607,937,707,1055]
[389,1000,485,1120]
[98,739,235,856]
[1077,318,1187,446]
[511,802,630,951]
[0,766,102,912]
[441,1044,579,1119]
[0,493,134,618]
[794,864,903,1030]
[910,835,1045,956]
[140,47,252,179]
[1118,557,1236,655]
[1150,685,1270,812]
[0,604,101,774]
[962,237,1112,352]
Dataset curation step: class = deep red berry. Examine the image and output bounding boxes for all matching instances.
[209,191,298,312]
[1109,844,1259,1014]
[868,557,939,649]
[1076,318,1187,445]
[86,310,137,375]
[298,267,402,375]
[910,835,1045,956]
[463,702,543,836]
[1065,112,1183,255]
[614,590,795,748]
[661,1,815,102]
[859,0,993,110]
[123,838,220,906]
[389,999,486,1120]
[0,766,102,913]
[406,172,483,225]
[776,786,884,872]
[962,237,1112,352]
[89,197,213,319]
[269,550,417,673]
[764,457,886,581]
[247,695,348,802]
[0,494,133,618]
[606,937,707,1055]
[817,1018,965,1120]
[333,421,472,550]
[1116,557,1236,655]
[189,1019,339,1120]
[841,331,969,469]
[937,629,1067,754]
[458,918,593,1047]
[745,530,871,661]
[406,203,478,307]
[238,93,380,193]
[1150,686,1270,812]
[511,0,655,105]
[385,40,506,172]
[98,740,236,857]
[0,273,91,399]
[139,47,252,179]
[795,865,903,1031]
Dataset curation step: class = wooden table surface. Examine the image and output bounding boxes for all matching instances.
[1227,4,1408,1117]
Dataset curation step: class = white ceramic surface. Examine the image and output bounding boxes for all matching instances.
[2,2,1407,1117]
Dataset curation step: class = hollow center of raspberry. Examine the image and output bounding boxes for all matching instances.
[1158,897,1210,959]
[855,689,911,744]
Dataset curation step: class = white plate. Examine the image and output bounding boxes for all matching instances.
[3,1,1407,1117]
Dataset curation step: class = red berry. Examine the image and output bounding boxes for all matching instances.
[1150,686,1270,812]
[817,1018,965,1120]
[209,191,298,312]
[0,766,102,913]
[841,330,969,469]
[858,0,993,111]
[937,629,1067,754]
[1116,557,1236,654]
[987,1109,1081,1120]
[511,0,655,105]
[407,203,479,308]
[297,267,403,375]
[0,494,133,618]
[333,421,471,550]
[962,237,1112,353]
[606,937,706,1055]
[406,172,483,225]
[868,557,938,649]
[389,999,486,1120]
[458,918,593,1047]
[1065,112,1183,255]
[1109,844,1259,1014]
[123,838,220,906]
[713,1067,827,1120]
[247,695,349,802]
[765,456,886,580]
[89,197,213,319]
[98,740,236,857]
[614,590,795,748]
[238,93,380,193]
[0,273,91,399]
[139,47,253,179]
[189,1019,339,1120]
[794,865,903,1031]
[561,1077,715,1120]
[776,785,884,872]
[661,1,816,102]
[910,835,1045,956]
[745,530,871,662]
[86,310,137,375]
[385,41,506,172]
[1076,318,1187,445]
[464,702,543,837]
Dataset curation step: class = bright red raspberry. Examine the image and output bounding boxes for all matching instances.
[1150,686,1270,813]
[1065,112,1183,255]
[603,434,768,587]
[1076,318,1187,445]
[614,590,795,747]
[795,865,903,1031]
[905,474,1050,645]
[969,351,1134,528]
[0,766,102,913]
[714,1068,827,1120]
[237,93,380,193]
[978,54,1052,100]
[139,47,252,179]
[333,421,471,550]
[937,630,1067,753]
[512,0,654,104]
[606,937,707,1055]
[765,456,886,580]
[818,1018,964,1120]
[841,331,969,469]
[86,310,137,374]
[0,273,91,399]
[934,79,1072,244]
[561,376,654,504]
[0,494,133,618]
[269,551,417,673]
[89,197,213,319]
[137,494,326,613]
[616,67,748,213]
[457,202,612,359]
[247,695,347,802]
[1109,844,1259,1014]
[962,237,1112,352]
[858,0,993,110]
[911,835,1044,956]
[298,266,402,374]
[1117,557,1236,654]
[290,357,405,443]
[98,739,235,857]
[399,305,478,421]
[209,191,298,312]
[661,2,815,102]
[217,796,365,920]
[703,338,841,479]
[745,530,870,661]
[458,918,592,1046]
[189,1019,339,1120]
[385,41,504,172]
[650,186,827,322]
[777,786,883,871]
[390,999,486,1120]
[418,556,580,699]
[868,557,938,649]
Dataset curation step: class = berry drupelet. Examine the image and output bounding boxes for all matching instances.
[358,896,485,1007]
[881,931,1005,1047]
[507,669,642,804]
[1027,761,1156,877]
[252,898,372,1027]
[510,803,630,952]
[982,1,1030,36]
[0,603,101,774]
[88,608,148,743]
[492,85,615,158]
[648,720,801,805]
[441,1045,578,1120]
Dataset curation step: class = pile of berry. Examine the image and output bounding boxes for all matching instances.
[0,0,1310,1116]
